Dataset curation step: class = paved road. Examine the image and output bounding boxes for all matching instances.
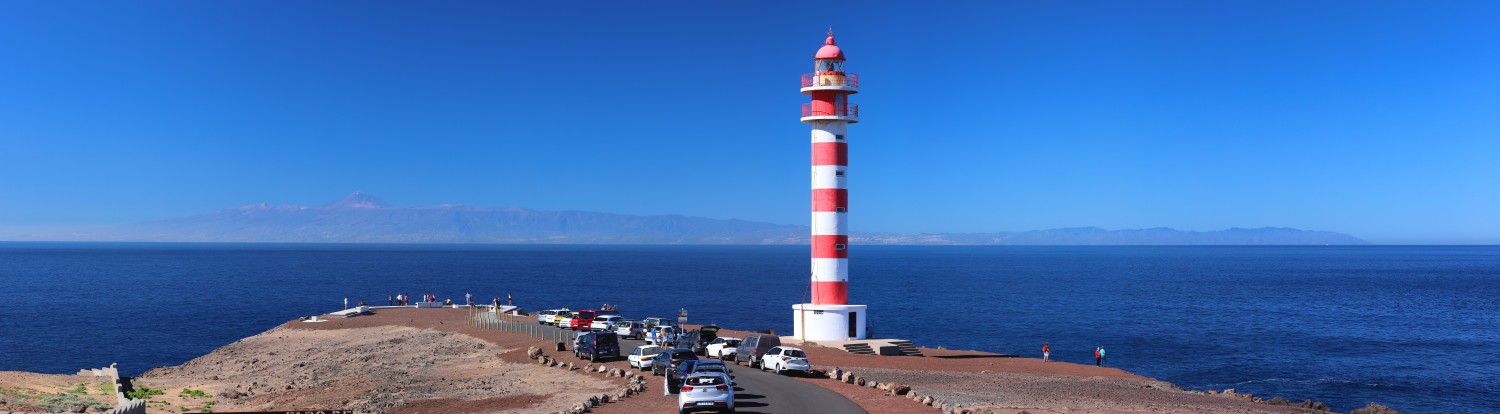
[491,316,864,414]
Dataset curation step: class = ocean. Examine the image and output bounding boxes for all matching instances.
[0,243,1495,413]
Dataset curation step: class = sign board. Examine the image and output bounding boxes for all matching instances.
[677,308,688,324]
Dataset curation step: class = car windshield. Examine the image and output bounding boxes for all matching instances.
[578,310,595,318]
[639,346,660,355]
[686,376,724,386]
[784,350,806,358]
[595,335,617,346]
[725,340,741,347]
[670,350,696,359]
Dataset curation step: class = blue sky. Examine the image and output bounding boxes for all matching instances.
[1,1,1496,244]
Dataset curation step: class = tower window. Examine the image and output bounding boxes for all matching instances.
[835,244,847,250]
[835,134,845,141]
[835,170,845,177]
[836,207,846,213]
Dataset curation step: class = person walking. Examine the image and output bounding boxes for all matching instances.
[1043,342,1050,362]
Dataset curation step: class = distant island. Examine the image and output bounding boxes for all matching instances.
[11,192,1367,245]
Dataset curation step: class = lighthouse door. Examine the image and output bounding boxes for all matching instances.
[835,94,847,116]
[848,312,858,338]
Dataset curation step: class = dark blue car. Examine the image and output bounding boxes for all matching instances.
[574,331,620,362]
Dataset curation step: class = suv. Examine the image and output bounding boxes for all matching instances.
[537,309,561,325]
[614,320,644,339]
[591,315,623,331]
[734,333,781,368]
[761,346,811,375]
[705,337,741,360]
[573,332,620,362]
[570,310,597,331]
[651,348,698,376]
[680,330,705,355]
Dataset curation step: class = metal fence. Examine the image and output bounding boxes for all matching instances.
[469,311,573,344]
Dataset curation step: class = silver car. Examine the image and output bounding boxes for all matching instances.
[676,372,734,413]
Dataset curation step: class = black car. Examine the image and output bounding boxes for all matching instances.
[574,332,620,362]
[651,347,698,376]
[668,359,736,392]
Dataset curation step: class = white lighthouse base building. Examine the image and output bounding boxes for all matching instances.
[792,303,867,341]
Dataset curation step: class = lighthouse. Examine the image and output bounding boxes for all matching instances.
[794,30,867,341]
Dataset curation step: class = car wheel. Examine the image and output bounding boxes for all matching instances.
[775,363,783,375]
[589,353,597,363]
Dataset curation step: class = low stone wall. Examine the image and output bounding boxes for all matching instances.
[74,363,146,414]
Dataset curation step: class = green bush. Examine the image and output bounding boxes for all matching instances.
[37,393,112,413]
[126,386,165,400]
[179,388,210,399]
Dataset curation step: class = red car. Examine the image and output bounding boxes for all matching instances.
[569,309,597,331]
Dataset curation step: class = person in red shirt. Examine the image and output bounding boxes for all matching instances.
[1043,343,1051,362]
[1094,346,1102,366]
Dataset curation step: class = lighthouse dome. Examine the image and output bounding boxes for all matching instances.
[815,34,845,60]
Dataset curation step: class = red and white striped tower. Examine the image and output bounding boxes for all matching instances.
[794,29,867,341]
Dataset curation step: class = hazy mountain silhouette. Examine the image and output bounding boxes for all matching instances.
[17,193,1367,245]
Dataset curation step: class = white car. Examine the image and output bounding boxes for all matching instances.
[537,309,561,325]
[590,315,623,331]
[704,337,741,360]
[677,373,734,412]
[557,312,575,329]
[761,346,811,375]
[628,345,662,371]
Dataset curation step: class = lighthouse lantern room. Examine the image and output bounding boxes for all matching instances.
[794,30,867,341]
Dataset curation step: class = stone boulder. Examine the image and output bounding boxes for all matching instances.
[527,346,543,359]
[1349,403,1400,414]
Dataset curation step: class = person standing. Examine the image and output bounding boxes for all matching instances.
[1043,342,1050,362]
[388,294,394,306]
[1099,346,1106,366]
[343,297,348,310]
[1095,346,1104,366]
[465,292,472,306]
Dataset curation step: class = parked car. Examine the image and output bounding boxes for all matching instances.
[705,337,741,360]
[760,346,811,375]
[677,373,734,413]
[614,320,645,339]
[574,331,620,362]
[734,333,781,368]
[570,309,598,331]
[700,325,721,343]
[642,317,677,330]
[571,331,587,351]
[680,330,706,355]
[556,311,576,327]
[537,309,562,325]
[651,348,698,376]
[591,315,623,331]
[669,359,734,393]
[628,344,662,371]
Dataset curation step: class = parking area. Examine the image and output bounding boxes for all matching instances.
[480,310,865,414]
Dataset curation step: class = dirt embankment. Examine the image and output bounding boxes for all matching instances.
[135,308,625,414]
[0,371,116,413]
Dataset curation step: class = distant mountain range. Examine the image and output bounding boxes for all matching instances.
[17,192,1368,245]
